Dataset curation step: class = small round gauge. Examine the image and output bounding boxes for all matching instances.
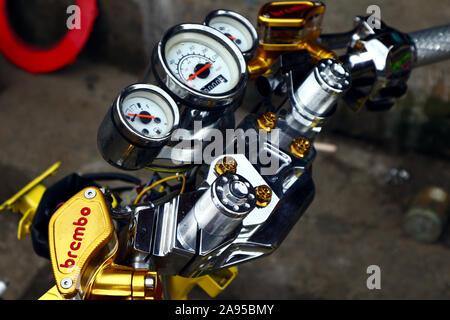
[204,10,258,61]
[152,23,247,110]
[121,91,174,139]
[97,84,180,170]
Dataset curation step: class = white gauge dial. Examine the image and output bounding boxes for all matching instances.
[121,93,174,139]
[207,16,253,53]
[165,32,240,95]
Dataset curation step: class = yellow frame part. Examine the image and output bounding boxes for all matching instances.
[0,162,61,240]
[168,267,238,300]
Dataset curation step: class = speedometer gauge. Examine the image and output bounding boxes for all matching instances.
[204,10,258,61]
[98,84,179,170]
[165,39,238,95]
[152,23,248,110]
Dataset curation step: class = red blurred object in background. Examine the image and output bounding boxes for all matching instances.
[0,0,97,74]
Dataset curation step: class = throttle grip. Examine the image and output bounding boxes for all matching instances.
[409,24,450,68]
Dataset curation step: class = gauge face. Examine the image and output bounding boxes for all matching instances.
[120,89,176,139]
[99,84,179,170]
[207,16,254,53]
[164,31,241,95]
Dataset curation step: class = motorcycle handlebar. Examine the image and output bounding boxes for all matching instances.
[319,24,450,68]
[409,24,450,68]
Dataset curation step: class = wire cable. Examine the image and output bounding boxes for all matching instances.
[143,175,158,190]
[145,165,194,173]
[133,174,186,204]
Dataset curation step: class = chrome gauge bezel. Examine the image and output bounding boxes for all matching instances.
[112,84,180,147]
[152,23,248,110]
[204,9,259,61]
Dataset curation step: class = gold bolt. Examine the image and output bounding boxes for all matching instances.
[215,156,237,175]
[290,137,311,159]
[255,185,272,208]
[256,111,277,132]
[354,41,364,50]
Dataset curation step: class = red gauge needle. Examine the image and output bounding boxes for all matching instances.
[127,113,155,119]
[227,35,237,41]
[186,63,211,82]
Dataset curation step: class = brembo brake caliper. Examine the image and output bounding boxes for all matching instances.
[41,187,160,300]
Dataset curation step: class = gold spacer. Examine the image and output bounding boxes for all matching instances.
[256,112,277,132]
[354,41,364,50]
[215,156,238,175]
[290,137,311,159]
[255,185,272,208]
